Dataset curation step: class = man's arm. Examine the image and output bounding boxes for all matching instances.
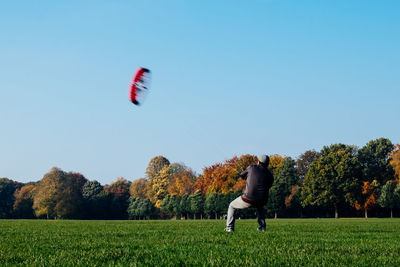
[239,168,249,180]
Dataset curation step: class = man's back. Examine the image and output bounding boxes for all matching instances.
[241,165,274,203]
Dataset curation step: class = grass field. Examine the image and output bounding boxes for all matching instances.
[1,218,399,266]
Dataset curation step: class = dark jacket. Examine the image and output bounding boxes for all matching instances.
[240,164,274,206]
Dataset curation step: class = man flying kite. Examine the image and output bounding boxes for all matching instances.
[225,154,274,232]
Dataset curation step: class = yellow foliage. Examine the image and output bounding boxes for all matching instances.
[389,144,400,183]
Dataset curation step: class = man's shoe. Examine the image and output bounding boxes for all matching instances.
[224,227,234,232]
[257,227,266,232]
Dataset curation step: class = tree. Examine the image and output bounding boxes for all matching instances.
[141,198,155,219]
[168,169,196,196]
[160,195,171,215]
[168,194,180,218]
[82,180,107,219]
[285,185,302,217]
[354,180,380,218]
[106,178,131,219]
[0,178,20,218]
[266,157,298,218]
[148,165,174,208]
[296,150,320,180]
[33,167,83,219]
[378,180,400,218]
[266,181,286,219]
[128,198,155,219]
[301,144,361,218]
[389,144,400,183]
[145,156,170,180]
[194,155,257,194]
[13,184,35,219]
[179,194,190,219]
[82,180,103,199]
[130,178,149,199]
[269,154,286,177]
[190,190,204,219]
[204,192,218,219]
[67,172,88,193]
[278,157,299,191]
[358,138,394,184]
[216,193,228,219]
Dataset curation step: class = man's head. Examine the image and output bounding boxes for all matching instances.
[258,154,270,167]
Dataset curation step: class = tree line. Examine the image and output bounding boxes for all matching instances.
[1,138,400,220]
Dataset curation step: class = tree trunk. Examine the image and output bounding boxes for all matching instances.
[274,212,277,219]
[365,209,368,219]
[391,209,393,218]
[334,206,339,219]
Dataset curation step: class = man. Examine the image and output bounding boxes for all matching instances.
[225,154,274,232]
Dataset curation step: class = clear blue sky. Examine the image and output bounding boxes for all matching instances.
[1,0,399,184]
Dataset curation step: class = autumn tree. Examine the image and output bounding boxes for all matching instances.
[269,154,286,177]
[13,184,36,218]
[33,167,83,219]
[168,165,196,196]
[194,155,257,194]
[285,185,302,217]
[354,180,380,218]
[301,144,361,218]
[389,144,400,182]
[145,156,170,180]
[358,138,394,185]
[148,165,175,207]
[130,178,148,199]
[67,172,88,192]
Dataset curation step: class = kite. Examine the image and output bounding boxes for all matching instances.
[129,67,151,105]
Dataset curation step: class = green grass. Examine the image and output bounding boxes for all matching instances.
[0,219,399,266]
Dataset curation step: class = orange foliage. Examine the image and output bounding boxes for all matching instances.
[168,170,196,196]
[389,144,400,183]
[285,185,300,208]
[194,154,258,194]
[107,177,130,197]
[232,178,246,192]
[354,181,378,211]
[13,184,35,210]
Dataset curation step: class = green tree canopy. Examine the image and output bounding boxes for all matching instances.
[296,150,320,180]
[82,180,103,200]
[190,190,204,219]
[301,145,361,218]
[378,180,400,218]
[359,138,394,184]
[0,178,20,218]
